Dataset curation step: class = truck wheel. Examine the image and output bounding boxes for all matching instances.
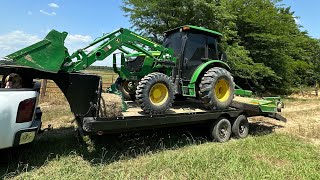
[136,72,174,114]
[232,115,249,138]
[210,117,231,142]
[115,78,136,101]
[200,67,234,109]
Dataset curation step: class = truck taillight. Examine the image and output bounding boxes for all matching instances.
[16,98,36,123]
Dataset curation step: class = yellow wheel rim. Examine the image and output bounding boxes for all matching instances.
[149,83,169,106]
[214,79,230,102]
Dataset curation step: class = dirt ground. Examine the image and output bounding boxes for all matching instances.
[250,95,320,145]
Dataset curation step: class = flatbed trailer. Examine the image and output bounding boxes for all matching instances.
[80,100,286,143]
[0,65,286,143]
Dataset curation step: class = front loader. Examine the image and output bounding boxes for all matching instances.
[4,25,264,115]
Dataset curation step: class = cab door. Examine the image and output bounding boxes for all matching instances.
[181,33,206,81]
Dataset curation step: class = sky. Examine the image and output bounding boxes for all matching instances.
[281,0,320,38]
[0,0,319,66]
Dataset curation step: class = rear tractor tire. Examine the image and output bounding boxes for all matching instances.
[200,67,235,110]
[136,72,175,114]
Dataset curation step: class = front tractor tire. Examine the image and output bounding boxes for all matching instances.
[115,78,136,101]
[136,73,174,114]
[200,67,235,110]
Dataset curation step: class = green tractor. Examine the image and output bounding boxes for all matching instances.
[5,25,234,114]
[115,26,234,113]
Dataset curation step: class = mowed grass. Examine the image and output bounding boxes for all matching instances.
[1,70,320,179]
[2,132,320,179]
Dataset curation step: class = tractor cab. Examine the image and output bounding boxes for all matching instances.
[163,25,226,81]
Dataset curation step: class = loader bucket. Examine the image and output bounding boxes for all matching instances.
[5,30,69,73]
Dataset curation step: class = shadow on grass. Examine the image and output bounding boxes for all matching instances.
[249,122,284,136]
[0,121,281,178]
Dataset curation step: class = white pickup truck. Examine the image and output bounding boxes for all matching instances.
[0,66,42,150]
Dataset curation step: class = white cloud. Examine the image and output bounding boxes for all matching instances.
[65,34,92,43]
[40,10,56,16]
[0,31,41,57]
[65,34,93,52]
[48,3,59,8]
[64,34,117,66]
[27,11,32,15]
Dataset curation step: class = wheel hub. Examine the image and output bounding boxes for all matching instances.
[219,124,228,138]
[239,125,245,134]
[214,78,230,102]
[149,83,169,105]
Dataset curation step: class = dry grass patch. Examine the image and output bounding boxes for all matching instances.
[288,92,320,99]
[280,98,320,141]
[38,90,73,128]
[250,97,320,144]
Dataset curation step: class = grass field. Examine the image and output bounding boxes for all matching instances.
[1,72,320,179]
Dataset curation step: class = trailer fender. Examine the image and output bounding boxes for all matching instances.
[189,60,231,84]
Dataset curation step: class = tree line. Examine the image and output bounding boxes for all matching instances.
[121,0,320,93]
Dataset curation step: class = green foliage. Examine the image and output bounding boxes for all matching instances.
[226,0,320,88]
[122,0,320,92]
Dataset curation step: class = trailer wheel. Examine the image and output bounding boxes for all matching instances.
[232,115,249,139]
[199,67,234,109]
[210,117,232,142]
[115,78,136,101]
[136,72,174,114]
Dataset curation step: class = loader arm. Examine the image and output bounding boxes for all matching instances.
[5,28,175,73]
[62,28,176,72]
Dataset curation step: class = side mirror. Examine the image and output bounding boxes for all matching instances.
[219,52,227,61]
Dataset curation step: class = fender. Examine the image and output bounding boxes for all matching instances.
[189,60,231,84]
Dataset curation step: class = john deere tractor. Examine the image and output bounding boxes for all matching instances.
[5,25,234,114]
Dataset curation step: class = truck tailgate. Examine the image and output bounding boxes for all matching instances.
[0,90,38,149]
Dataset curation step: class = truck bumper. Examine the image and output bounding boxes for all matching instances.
[13,108,42,146]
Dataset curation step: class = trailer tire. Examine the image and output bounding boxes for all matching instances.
[115,78,136,101]
[210,117,231,142]
[232,115,249,139]
[200,67,234,109]
[136,72,174,114]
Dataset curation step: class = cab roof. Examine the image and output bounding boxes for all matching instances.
[164,25,223,37]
